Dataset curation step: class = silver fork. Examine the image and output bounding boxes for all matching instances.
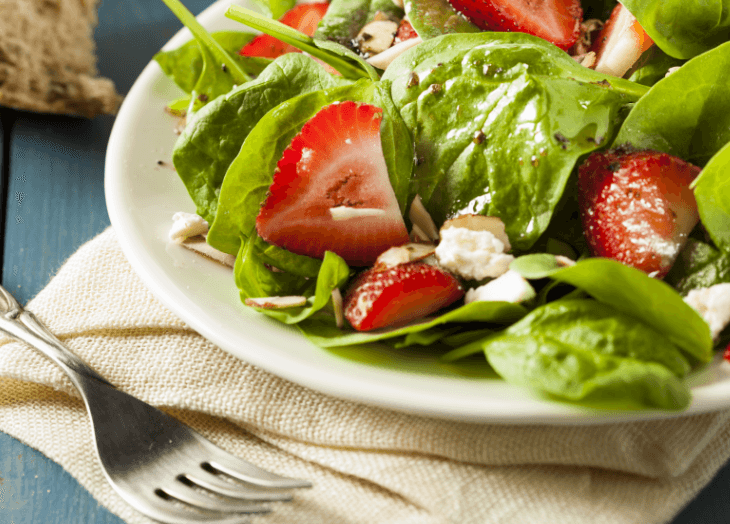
[0,284,310,524]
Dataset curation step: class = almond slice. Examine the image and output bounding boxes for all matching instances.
[244,296,308,309]
[374,243,436,269]
[331,288,345,328]
[357,20,398,56]
[409,195,439,242]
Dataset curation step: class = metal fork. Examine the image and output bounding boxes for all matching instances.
[0,284,310,524]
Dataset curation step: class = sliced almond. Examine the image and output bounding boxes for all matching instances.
[331,288,345,329]
[244,296,307,309]
[440,215,511,252]
[357,20,398,56]
[329,207,386,220]
[366,36,422,70]
[409,195,439,242]
[374,243,436,269]
[555,255,576,268]
[180,236,236,268]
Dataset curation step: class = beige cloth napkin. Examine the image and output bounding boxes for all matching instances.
[1,227,730,524]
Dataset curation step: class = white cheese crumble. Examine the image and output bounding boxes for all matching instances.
[435,227,514,281]
[684,283,730,340]
[465,270,536,304]
[169,212,208,243]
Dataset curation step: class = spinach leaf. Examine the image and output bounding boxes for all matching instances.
[383,32,647,250]
[614,42,730,166]
[627,47,685,87]
[511,256,714,362]
[252,235,322,278]
[403,0,479,40]
[242,251,350,323]
[160,0,251,108]
[692,141,730,252]
[226,5,380,80]
[207,80,378,255]
[172,54,350,224]
[234,236,316,299]
[154,31,271,96]
[483,300,691,410]
[299,300,527,347]
[665,238,730,295]
[314,0,403,47]
[250,0,295,20]
[621,0,730,59]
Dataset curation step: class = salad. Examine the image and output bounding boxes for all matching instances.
[155,0,730,411]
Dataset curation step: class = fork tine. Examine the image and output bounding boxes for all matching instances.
[184,469,294,502]
[115,490,254,524]
[195,435,312,489]
[161,482,272,514]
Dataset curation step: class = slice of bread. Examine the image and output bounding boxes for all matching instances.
[0,0,122,117]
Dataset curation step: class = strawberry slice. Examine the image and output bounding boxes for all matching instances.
[344,262,465,331]
[256,101,410,266]
[240,2,329,59]
[447,0,582,50]
[394,19,419,44]
[592,4,654,77]
[577,148,701,279]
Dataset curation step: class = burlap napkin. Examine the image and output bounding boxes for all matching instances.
[1,227,730,524]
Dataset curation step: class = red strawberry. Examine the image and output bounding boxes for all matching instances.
[592,4,654,77]
[447,0,582,50]
[577,148,701,279]
[240,2,329,59]
[344,262,465,331]
[394,19,419,44]
[256,101,410,266]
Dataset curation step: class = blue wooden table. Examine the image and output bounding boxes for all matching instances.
[0,0,729,522]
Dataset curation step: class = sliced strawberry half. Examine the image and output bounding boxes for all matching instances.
[447,0,582,50]
[577,148,701,279]
[394,19,419,44]
[344,262,465,331]
[592,4,654,77]
[256,101,410,266]
[240,2,329,59]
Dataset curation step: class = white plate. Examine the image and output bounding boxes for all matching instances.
[105,0,730,424]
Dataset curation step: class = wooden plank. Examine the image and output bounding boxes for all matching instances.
[0,431,122,524]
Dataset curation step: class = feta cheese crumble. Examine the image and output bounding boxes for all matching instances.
[684,283,730,340]
[465,270,536,304]
[435,227,514,281]
[169,211,209,243]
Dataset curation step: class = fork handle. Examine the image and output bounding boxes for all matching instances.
[0,284,113,387]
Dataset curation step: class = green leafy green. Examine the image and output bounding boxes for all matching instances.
[241,251,350,323]
[160,0,251,109]
[314,0,403,47]
[299,300,527,347]
[666,238,730,295]
[692,141,730,252]
[627,47,685,87]
[483,300,691,410]
[511,256,713,362]
[154,31,271,96]
[250,0,295,19]
[403,0,479,40]
[621,0,730,59]
[226,5,380,80]
[234,236,316,299]
[614,41,730,166]
[383,32,647,250]
[172,53,350,224]
[207,80,378,255]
